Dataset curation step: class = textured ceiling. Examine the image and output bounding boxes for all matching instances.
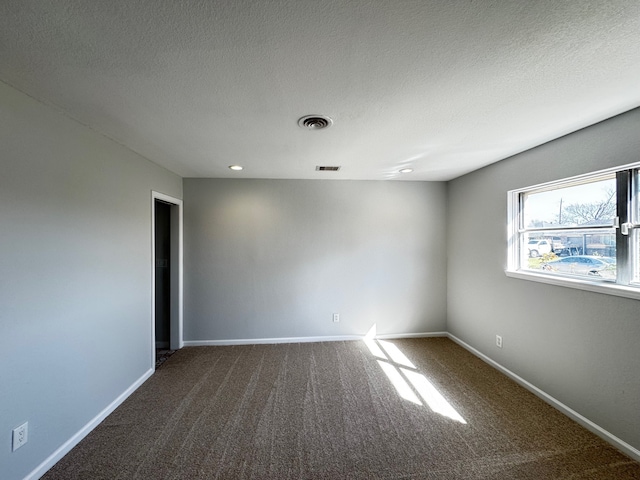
[1,1,639,181]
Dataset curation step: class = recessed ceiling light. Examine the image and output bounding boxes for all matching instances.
[228,165,243,171]
[399,168,413,173]
[298,115,333,130]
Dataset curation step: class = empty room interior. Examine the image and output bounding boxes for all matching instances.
[2,2,640,479]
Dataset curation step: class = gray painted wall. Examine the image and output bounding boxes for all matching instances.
[447,107,640,451]
[184,179,447,341]
[0,81,182,480]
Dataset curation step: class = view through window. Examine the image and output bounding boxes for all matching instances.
[508,163,640,293]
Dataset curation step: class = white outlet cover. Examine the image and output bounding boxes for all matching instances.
[12,422,28,451]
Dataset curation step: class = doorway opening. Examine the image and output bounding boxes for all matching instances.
[152,192,183,369]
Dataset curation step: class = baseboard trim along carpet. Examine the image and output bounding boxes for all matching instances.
[42,336,640,479]
[25,368,155,480]
[447,333,640,463]
[33,332,639,479]
[183,331,448,347]
[185,331,640,461]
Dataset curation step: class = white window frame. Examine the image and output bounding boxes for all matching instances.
[506,162,640,301]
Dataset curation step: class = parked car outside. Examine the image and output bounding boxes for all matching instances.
[555,245,583,256]
[527,239,552,258]
[541,255,616,279]
[550,236,565,252]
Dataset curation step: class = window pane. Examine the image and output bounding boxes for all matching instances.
[523,231,616,280]
[634,172,640,283]
[523,176,616,229]
[634,230,640,283]
[510,165,640,290]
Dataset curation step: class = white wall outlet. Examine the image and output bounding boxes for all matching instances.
[332,313,339,323]
[496,335,503,348]
[12,422,28,451]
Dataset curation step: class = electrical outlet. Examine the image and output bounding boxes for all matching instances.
[496,335,503,348]
[12,422,28,451]
[333,313,340,323]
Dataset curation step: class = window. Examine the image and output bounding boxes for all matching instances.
[507,163,640,299]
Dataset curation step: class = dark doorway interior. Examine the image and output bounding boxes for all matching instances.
[155,200,171,352]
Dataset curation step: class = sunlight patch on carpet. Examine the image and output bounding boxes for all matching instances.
[365,333,466,424]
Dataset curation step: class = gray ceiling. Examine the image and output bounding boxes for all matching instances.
[1,1,639,181]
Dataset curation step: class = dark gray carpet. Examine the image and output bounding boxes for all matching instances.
[44,338,640,479]
[155,348,176,369]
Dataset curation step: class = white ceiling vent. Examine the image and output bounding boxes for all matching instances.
[298,115,333,130]
[316,166,341,171]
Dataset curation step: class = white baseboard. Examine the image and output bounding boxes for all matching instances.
[26,368,154,480]
[447,333,640,462]
[183,331,447,347]
[184,335,360,346]
[377,331,447,340]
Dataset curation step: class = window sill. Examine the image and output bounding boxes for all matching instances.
[505,269,640,301]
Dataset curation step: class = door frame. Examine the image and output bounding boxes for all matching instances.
[151,191,184,366]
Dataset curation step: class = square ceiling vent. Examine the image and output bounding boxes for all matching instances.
[316,166,341,171]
